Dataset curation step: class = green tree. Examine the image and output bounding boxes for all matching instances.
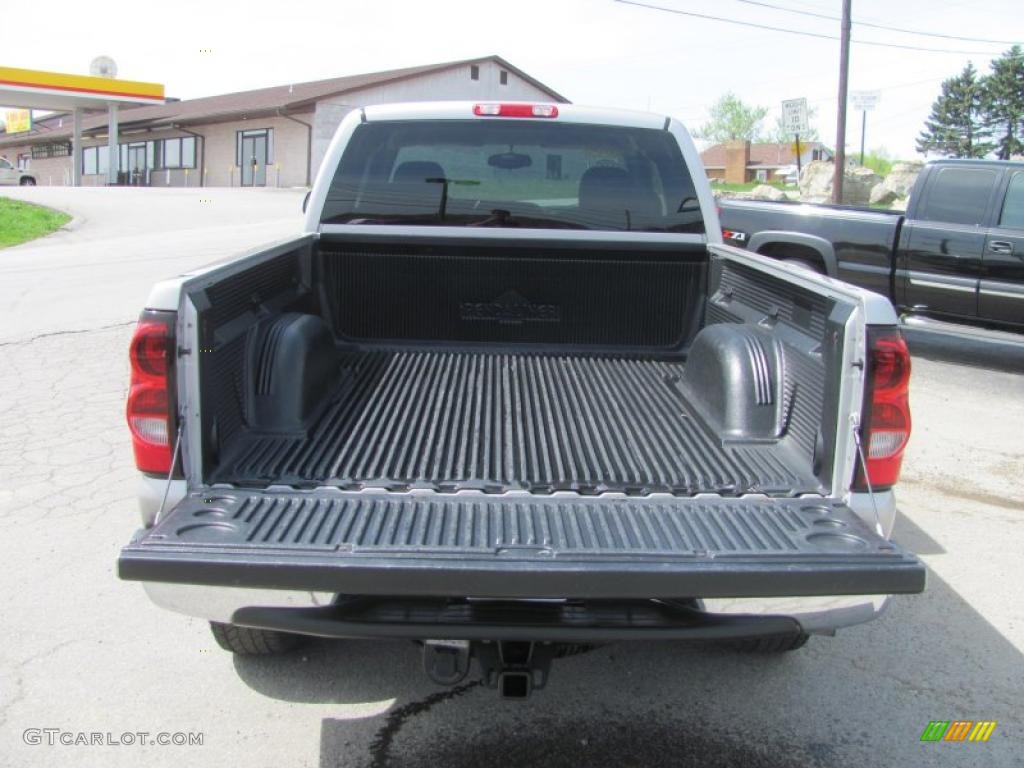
[696,93,768,143]
[916,62,992,158]
[984,46,1024,159]
[861,147,893,176]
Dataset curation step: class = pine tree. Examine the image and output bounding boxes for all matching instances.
[916,63,992,158]
[984,46,1024,160]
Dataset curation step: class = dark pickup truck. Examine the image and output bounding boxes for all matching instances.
[719,159,1024,332]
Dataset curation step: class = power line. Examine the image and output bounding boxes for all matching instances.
[614,0,1016,55]
[734,0,1022,45]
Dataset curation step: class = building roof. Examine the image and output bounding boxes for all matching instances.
[701,141,830,169]
[0,55,568,148]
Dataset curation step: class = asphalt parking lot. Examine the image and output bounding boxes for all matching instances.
[1,187,1022,768]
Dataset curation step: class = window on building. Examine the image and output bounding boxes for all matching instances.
[31,142,71,159]
[500,70,508,85]
[82,147,97,175]
[151,137,197,169]
[181,137,196,168]
[81,146,111,175]
[73,137,201,177]
[164,139,180,168]
[756,169,768,182]
[921,167,998,226]
[235,128,273,166]
[470,65,480,81]
[17,154,30,170]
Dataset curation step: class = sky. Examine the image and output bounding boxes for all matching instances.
[3,0,1022,159]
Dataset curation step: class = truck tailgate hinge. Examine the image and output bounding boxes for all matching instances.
[850,413,883,537]
[155,423,184,525]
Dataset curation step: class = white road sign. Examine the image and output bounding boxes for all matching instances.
[851,90,881,111]
[781,98,809,136]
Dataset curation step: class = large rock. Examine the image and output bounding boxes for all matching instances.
[869,160,923,207]
[869,184,899,207]
[798,161,881,205]
[712,184,787,202]
[844,167,882,205]
[799,161,834,203]
[748,184,788,201]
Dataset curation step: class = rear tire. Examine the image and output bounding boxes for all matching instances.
[19,177,36,186]
[209,621,305,655]
[728,633,809,653]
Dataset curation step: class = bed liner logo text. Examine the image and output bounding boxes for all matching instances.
[920,721,996,742]
[461,290,560,324]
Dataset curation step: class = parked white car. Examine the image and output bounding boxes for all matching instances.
[0,156,36,186]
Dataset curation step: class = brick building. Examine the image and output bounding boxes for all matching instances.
[700,140,833,184]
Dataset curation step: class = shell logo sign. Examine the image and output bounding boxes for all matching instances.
[0,66,164,105]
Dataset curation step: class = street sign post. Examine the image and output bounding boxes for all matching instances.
[850,91,881,166]
[781,98,809,176]
[850,91,881,111]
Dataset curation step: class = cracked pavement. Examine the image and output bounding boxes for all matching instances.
[0,187,1022,767]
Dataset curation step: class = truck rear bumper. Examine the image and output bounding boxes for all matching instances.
[142,580,888,636]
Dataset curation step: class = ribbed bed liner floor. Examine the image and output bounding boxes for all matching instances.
[215,350,818,496]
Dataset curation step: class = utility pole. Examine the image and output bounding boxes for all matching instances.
[833,0,852,204]
[860,109,867,166]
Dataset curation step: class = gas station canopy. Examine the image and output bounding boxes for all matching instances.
[1,65,164,185]
[0,66,164,110]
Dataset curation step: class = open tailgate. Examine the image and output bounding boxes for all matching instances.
[119,491,924,598]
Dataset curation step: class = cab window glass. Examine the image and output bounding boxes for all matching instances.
[998,172,1024,229]
[921,167,997,226]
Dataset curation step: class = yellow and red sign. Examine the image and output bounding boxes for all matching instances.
[4,108,31,133]
[0,66,164,104]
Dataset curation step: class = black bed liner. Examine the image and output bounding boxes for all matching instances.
[213,349,818,496]
[119,491,925,597]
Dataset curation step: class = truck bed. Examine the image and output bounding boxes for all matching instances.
[189,235,839,501]
[213,348,815,495]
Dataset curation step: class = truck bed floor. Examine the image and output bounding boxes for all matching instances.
[214,350,817,496]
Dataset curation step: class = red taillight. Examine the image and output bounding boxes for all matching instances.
[127,312,176,474]
[473,103,559,118]
[854,328,911,491]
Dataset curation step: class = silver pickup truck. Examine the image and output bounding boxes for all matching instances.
[119,102,924,698]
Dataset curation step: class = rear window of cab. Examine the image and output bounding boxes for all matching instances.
[321,119,705,233]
